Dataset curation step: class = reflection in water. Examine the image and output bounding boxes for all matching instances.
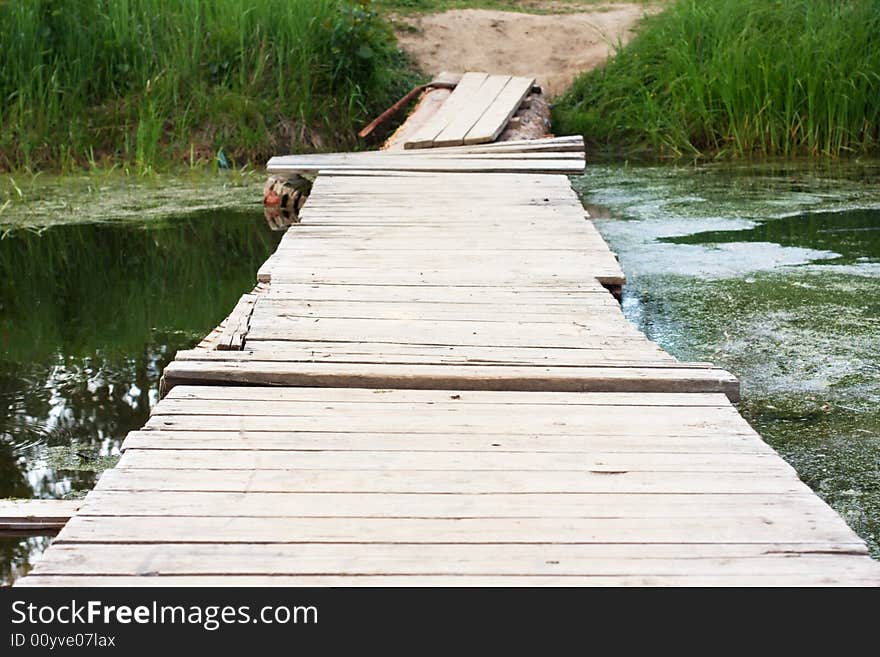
[575,163,880,558]
[0,209,282,582]
[664,207,880,264]
[0,536,51,585]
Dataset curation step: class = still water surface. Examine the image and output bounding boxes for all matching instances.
[0,209,282,583]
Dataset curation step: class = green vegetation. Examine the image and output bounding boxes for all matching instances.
[0,168,261,231]
[0,0,418,172]
[554,0,880,159]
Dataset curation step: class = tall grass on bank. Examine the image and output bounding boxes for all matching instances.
[0,0,417,171]
[554,0,880,159]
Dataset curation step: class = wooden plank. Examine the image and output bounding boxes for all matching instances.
[55,514,860,547]
[260,272,624,287]
[95,467,801,494]
[18,573,880,587]
[266,158,586,176]
[0,500,80,531]
[269,151,585,165]
[399,136,584,154]
[433,74,511,147]
[160,387,731,405]
[255,298,623,315]
[114,449,792,474]
[244,316,651,344]
[259,284,611,302]
[69,490,839,519]
[149,394,740,418]
[160,361,741,401]
[142,412,748,436]
[215,293,256,350]
[174,347,677,368]
[464,76,535,145]
[119,431,774,454]
[149,388,747,419]
[404,72,489,148]
[28,544,878,577]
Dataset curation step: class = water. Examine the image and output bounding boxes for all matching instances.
[0,208,282,584]
[573,161,880,557]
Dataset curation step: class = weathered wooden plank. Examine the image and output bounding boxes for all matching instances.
[255,297,622,315]
[115,449,792,473]
[55,514,859,547]
[215,293,256,351]
[0,500,80,531]
[271,151,585,165]
[175,348,676,368]
[119,430,773,454]
[28,544,878,577]
[464,76,535,145]
[260,284,611,302]
[395,136,583,155]
[399,135,584,153]
[95,467,800,494]
[70,490,839,519]
[259,269,623,287]
[160,387,730,406]
[244,316,651,344]
[150,394,738,417]
[433,74,511,147]
[160,361,740,400]
[18,573,880,587]
[143,412,747,435]
[404,72,489,148]
[148,390,747,421]
[267,159,585,176]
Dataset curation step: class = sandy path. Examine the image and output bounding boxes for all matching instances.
[394,5,653,97]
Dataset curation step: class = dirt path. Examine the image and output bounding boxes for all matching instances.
[394,5,654,97]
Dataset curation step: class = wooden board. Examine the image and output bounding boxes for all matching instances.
[405,72,489,148]
[403,73,536,149]
[26,544,880,579]
[433,74,511,147]
[215,293,256,350]
[161,361,740,400]
[266,157,584,176]
[0,500,80,532]
[17,573,880,587]
[464,76,535,145]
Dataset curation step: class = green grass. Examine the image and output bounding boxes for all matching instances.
[554,0,880,159]
[0,0,419,172]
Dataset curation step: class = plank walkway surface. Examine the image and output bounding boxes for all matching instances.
[404,72,535,149]
[18,131,880,586]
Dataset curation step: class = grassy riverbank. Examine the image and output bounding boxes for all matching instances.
[0,0,418,172]
[554,0,880,159]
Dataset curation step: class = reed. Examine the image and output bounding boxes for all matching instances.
[0,0,417,171]
[554,0,880,159]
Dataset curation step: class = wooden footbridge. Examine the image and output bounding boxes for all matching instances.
[17,76,880,586]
